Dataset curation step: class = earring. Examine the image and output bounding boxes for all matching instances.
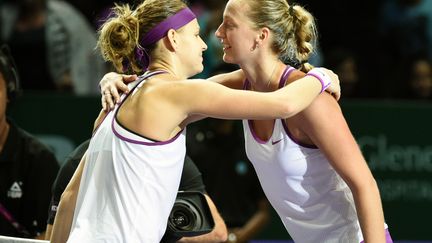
[250,41,260,52]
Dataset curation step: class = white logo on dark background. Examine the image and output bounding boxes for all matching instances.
[7,182,23,199]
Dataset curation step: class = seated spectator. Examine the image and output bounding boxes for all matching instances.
[324,48,364,98]
[402,55,432,100]
[0,44,59,239]
[377,0,432,98]
[0,0,106,95]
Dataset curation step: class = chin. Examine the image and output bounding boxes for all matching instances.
[197,64,204,73]
[222,55,236,64]
[189,66,204,77]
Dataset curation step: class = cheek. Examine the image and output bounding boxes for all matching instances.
[229,31,254,49]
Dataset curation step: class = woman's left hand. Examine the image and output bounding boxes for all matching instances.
[100,72,137,111]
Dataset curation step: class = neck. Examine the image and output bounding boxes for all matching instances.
[148,59,189,80]
[241,59,285,92]
[147,63,178,79]
[0,119,10,153]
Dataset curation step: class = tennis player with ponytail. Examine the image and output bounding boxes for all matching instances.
[102,0,392,242]
[51,0,340,242]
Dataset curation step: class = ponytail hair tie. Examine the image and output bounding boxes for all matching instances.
[135,47,150,70]
[289,5,295,16]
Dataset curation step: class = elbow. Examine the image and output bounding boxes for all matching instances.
[279,102,299,119]
[59,190,73,203]
[348,175,379,196]
[213,225,228,242]
[58,189,77,213]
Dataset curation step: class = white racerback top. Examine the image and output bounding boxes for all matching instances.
[68,71,186,243]
[242,66,367,243]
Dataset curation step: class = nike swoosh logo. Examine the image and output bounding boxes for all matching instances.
[272,138,283,145]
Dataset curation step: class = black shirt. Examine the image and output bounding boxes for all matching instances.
[0,119,59,238]
[187,119,265,227]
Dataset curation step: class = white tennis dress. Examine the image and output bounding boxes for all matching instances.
[68,71,186,243]
[242,66,387,243]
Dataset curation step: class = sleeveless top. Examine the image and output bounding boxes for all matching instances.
[242,66,366,243]
[68,71,186,243]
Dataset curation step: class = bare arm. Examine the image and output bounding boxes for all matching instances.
[177,194,228,242]
[227,199,270,243]
[295,94,386,243]
[206,69,245,89]
[99,68,339,112]
[49,152,86,243]
[45,224,53,240]
[170,71,334,121]
[99,70,245,113]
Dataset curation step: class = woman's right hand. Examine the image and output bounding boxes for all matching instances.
[100,72,137,111]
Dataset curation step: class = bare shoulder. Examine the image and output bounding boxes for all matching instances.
[286,69,306,84]
[299,93,342,119]
[148,79,214,103]
[286,92,342,143]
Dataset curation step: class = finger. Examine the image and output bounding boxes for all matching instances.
[117,81,130,94]
[333,90,341,101]
[123,74,138,83]
[103,91,115,110]
[109,85,122,104]
[101,95,107,112]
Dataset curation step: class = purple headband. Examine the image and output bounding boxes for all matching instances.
[131,7,196,71]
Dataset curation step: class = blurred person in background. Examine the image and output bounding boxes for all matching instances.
[0,44,59,239]
[0,0,106,94]
[378,0,432,97]
[188,0,228,78]
[402,55,432,100]
[324,48,366,98]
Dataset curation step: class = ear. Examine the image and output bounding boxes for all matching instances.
[164,29,178,52]
[256,27,271,44]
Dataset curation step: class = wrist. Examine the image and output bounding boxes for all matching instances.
[306,68,331,93]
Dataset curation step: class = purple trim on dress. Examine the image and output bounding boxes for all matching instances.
[242,79,250,90]
[277,67,317,149]
[110,71,184,146]
[278,66,295,88]
[281,119,317,149]
[247,120,270,144]
[360,228,393,243]
[112,119,183,146]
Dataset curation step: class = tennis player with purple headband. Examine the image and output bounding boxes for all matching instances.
[97,0,393,241]
[57,0,340,242]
